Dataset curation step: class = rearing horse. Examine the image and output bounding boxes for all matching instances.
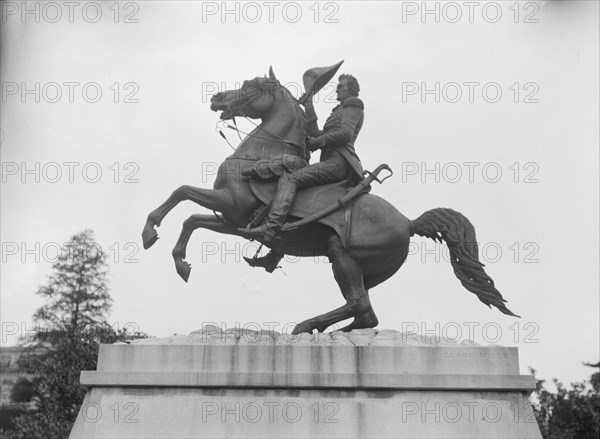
[142,69,518,335]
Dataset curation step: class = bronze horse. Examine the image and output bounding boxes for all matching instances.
[142,69,518,335]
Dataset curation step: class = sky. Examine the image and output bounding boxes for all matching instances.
[1,1,598,386]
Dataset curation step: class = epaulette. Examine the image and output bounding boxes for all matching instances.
[342,97,364,110]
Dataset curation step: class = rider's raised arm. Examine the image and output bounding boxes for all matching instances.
[321,97,363,148]
[303,100,323,137]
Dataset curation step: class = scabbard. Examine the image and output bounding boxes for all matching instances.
[281,164,392,232]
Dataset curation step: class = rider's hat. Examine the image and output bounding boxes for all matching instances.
[300,60,344,104]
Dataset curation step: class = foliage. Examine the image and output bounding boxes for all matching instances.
[9,379,35,404]
[32,229,112,334]
[531,362,600,439]
[0,230,146,439]
[0,405,29,433]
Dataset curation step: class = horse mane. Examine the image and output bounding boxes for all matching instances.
[257,77,307,119]
[250,77,308,143]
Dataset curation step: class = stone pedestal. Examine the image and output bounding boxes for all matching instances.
[70,332,542,438]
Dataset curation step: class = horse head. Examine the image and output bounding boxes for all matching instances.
[210,67,307,159]
[210,67,296,121]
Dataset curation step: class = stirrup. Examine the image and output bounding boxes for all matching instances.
[243,244,281,273]
[239,224,279,244]
[243,255,280,273]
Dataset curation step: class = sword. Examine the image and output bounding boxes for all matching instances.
[281,164,393,232]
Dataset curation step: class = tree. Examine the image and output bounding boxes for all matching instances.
[1,230,145,439]
[531,362,600,439]
[33,229,112,338]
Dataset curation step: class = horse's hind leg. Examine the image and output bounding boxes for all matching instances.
[171,214,245,282]
[338,266,400,331]
[142,186,234,249]
[338,294,379,332]
[292,234,374,334]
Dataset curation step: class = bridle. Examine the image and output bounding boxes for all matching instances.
[215,78,306,152]
[217,117,304,148]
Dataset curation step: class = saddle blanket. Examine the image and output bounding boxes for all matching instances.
[249,179,368,247]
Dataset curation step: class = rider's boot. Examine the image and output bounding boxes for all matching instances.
[244,178,297,244]
[243,250,283,273]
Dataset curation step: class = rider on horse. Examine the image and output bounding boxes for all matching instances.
[143,63,520,327]
[244,70,365,271]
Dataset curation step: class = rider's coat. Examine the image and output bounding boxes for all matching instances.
[307,96,364,182]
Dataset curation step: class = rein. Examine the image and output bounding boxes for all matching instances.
[215,79,306,154]
[220,117,304,149]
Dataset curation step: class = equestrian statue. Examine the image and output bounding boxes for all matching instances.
[141,61,519,335]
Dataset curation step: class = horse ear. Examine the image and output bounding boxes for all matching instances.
[269,66,277,80]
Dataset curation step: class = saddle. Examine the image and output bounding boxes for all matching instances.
[248,178,366,248]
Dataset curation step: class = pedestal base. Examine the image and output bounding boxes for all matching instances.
[70,334,542,438]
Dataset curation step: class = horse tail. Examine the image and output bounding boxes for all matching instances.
[409,208,520,318]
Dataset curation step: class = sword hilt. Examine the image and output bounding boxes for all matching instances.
[363,163,393,184]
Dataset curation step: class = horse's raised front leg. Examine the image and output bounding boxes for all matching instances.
[172,214,245,282]
[292,234,375,335]
[142,185,234,249]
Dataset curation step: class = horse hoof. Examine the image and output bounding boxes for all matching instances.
[291,322,312,335]
[175,261,191,282]
[339,314,378,332]
[142,228,159,249]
